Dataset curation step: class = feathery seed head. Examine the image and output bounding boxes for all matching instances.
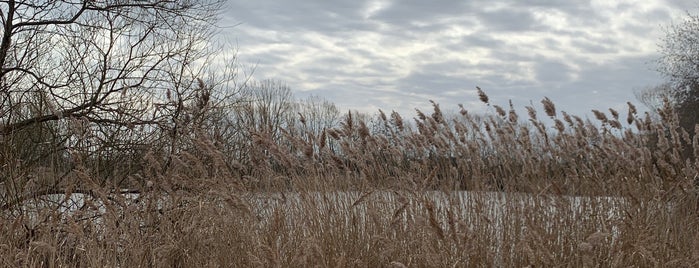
[476,86,489,105]
[541,97,556,118]
[592,110,608,123]
[609,108,619,120]
[526,106,537,121]
[494,105,506,117]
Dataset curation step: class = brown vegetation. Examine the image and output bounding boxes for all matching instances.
[2,87,698,267]
[1,1,698,266]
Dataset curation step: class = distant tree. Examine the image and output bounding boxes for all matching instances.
[634,83,674,118]
[294,95,341,136]
[288,95,341,155]
[235,79,295,140]
[655,11,699,137]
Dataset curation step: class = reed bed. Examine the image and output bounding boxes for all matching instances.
[1,90,698,267]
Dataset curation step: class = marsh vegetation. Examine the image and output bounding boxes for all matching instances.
[1,1,699,267]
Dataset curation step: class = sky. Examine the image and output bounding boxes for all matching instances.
[219,0,699,120]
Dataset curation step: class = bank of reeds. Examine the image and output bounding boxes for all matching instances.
[1,90,698,267]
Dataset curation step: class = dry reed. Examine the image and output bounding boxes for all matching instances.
[1,88,698,267]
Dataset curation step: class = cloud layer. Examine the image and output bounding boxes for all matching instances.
[220,0,698,118]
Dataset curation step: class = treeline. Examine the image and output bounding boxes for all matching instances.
[3,72,698,199]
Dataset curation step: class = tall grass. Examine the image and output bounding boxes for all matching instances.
[1,90,698,267]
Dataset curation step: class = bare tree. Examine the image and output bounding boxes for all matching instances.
[0,1,223,133]
[236,79,294,140]
[294,94,340,135]
[634,83,673,116]
[0,0,227,208]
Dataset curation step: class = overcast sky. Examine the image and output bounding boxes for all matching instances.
[219,0,699,120]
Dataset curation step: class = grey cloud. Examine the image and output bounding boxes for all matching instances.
[476,8,543,32]
[246,53,290,66]
[664,0,699,10]
[224,1,373,32]
[515,2,597,18]
[548,56,661,115]
[570,39,619,54]
[303,55,356,68]
[372,2,558,35]
[219,0,680,121]
[392,58,538,98]
[395,71,467,95]
[458,34,505,49]
[535,61,574,84]
[370,1,471,24]
[361,61,401,76]
[569,56,659,93]
[641,7,674,21]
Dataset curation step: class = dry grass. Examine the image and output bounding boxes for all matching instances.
[1,90,698,267]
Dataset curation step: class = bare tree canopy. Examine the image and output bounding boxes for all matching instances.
[634,83,673,115]
[659,12,699,85]
[0,0,225,135]
[237,79,294,138]
[0,0,230,197]
[652,11,699,136]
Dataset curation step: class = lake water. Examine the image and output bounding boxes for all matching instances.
[6,189,665,263]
